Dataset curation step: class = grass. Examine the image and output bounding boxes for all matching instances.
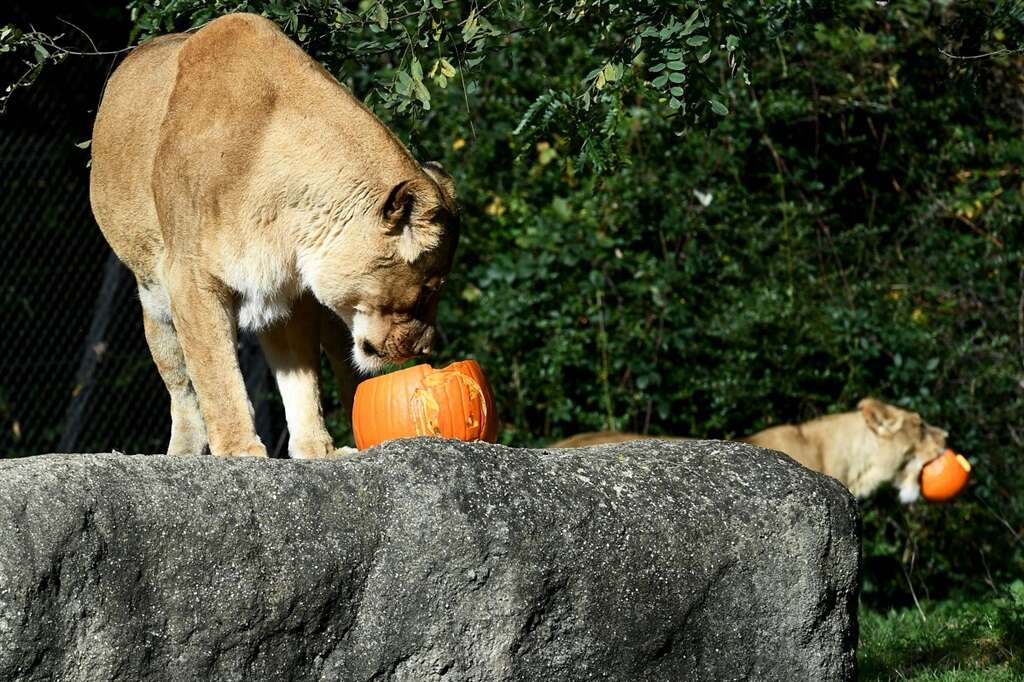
[859,583,1024,680]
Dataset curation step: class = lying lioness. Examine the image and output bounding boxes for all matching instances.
[90,14,459,458]
[551,399,949,502]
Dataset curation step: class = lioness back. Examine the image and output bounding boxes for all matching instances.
[743,424,822,471]
[550,431,692,448]
[550,432,649,448]
[92,13,416,285]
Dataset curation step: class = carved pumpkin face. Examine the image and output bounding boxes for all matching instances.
[920,449,971,502]
[352,360,498,449]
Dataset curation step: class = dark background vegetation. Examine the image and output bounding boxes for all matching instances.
[2,1,1022,674]
[0,1,173,455]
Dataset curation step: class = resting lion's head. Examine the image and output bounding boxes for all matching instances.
[857,398,949,504]
[307,161,459,374]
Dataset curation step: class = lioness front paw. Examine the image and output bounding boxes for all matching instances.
[288,436,336,460]
[225,441,268,458]
[289,445,359,460]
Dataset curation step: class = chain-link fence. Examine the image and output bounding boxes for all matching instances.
[0,29,282,457]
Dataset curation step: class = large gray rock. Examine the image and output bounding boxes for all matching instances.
[0,439,859,681]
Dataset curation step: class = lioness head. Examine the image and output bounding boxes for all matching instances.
[308,162,459,373]
[858,398,949,504]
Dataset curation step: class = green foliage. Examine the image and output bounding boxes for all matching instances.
[0,25,67,113]
[121,0,842,170]
[859,586,1024,680]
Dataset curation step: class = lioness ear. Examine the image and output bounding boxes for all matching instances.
[859,398,904,437]
[383,179,416,228]
[422,161,456,202]
[383,179,442,262]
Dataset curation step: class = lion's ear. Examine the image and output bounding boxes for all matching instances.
[859,398,904,437]
[383,178,442,262]
[383,179,417,228]
[422,161,456,202]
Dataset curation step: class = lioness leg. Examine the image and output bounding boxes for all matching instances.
[319,306,358,419]
[141,304,208,456]
[168,268,266,457]
[258,293,334,459]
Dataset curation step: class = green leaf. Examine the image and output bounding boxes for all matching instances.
[668,72,685,83]
[649,62,667,73]
[74,139,91,149]
[652,74,669,88]
[395,70,413,95]
[463,9,478,41]
[726,35,740,51]
[414,79,430,106]
[33,42,49,64]
[686,35,708,47]
[709,97,728,115]
[667,60,685,71]
[374,3,388,30]
[410,59,423,81]
[602,63,622,84]
[681,9,701,36]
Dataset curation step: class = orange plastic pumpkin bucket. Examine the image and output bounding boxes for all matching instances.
[352,360,498,449]
[920,449,971,502]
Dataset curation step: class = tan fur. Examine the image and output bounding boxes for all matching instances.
[90,14,458,458]
[551,399,949,502]
[549,432,690,448]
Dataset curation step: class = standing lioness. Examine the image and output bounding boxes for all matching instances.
[90,13,459,458]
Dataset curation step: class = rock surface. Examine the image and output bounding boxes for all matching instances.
[0,439,860,681]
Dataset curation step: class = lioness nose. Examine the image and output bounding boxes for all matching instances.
[361,339,380,357]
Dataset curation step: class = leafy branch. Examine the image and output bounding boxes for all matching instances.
[1,2,866,171]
